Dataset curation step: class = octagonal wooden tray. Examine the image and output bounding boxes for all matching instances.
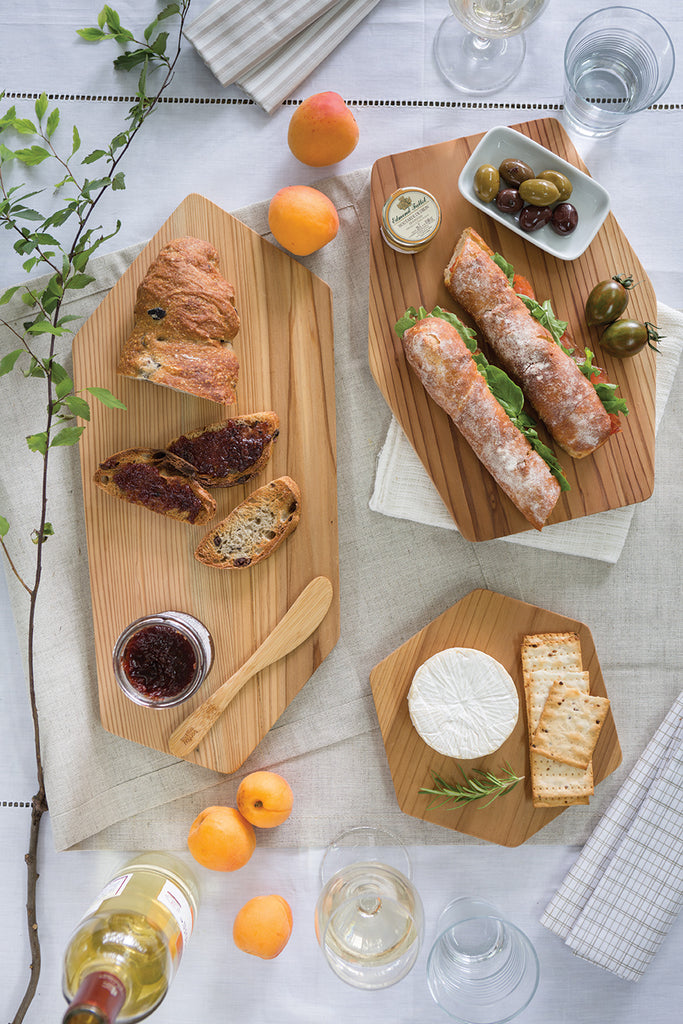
[73,193,339,774]
[368,117,656,541]
[369,589,622,846]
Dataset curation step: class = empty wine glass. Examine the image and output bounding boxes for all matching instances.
[314,826,424,989]
[434,0,549,95]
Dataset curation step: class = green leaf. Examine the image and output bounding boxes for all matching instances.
[493,252,515,285]
[82,148,108,164]
[113,49,149,72]
[0,349,23,375]
[158,3,181,20]
[51,425,85,447]
[65,273,96,290]
[12,118,38,135]
[0,285,21,305]
[103,5,122,32]
[34,93,48,121]
[14,145,50,166]
[55,374,74,399]
[31,522,54,544]
[150,32,169,56]
[0,142,16,161]
[0,515,8,538]
[111,171,125,190]
[87,386,126,410]
[46,108,60,137]
[71,125,81,155]
[13,207,44,221]
[64,394,91,419]
[26,431,48,455]
[77,27,113,41]
[26,321,68,336]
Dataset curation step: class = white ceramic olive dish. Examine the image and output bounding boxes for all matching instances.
[458,125,610,261]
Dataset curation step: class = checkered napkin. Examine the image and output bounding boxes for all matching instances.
[184,0,381,113]
[541,692,683,981]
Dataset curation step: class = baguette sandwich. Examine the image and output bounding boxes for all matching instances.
[396,307,567,530]
[444,228,627,459]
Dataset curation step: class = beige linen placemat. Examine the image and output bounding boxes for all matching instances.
[2,167,682,852]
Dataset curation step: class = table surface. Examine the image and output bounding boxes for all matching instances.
[2,2,682,1021]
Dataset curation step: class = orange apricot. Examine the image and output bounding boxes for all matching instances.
[288,91,359,167]
[233,895,293,959]
[268,185,339,257]
[236,771,294,829]
[187,805,255,872]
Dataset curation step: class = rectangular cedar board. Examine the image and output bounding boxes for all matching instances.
[369,588,622,847]
[73,193,340,774]
[368,117,656,541]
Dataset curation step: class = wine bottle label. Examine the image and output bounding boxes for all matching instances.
[83,872,134,918]
[157,879,195,949]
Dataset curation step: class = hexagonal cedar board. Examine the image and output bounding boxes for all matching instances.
[73,193,339,774]
[369,589,621,846]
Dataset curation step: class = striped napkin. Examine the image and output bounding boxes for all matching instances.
[541,692,683,981]
[370,302,683,563]
[184,0,382,113]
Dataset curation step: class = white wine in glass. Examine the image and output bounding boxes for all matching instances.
[314,827,424,989]
[434,0,549,94]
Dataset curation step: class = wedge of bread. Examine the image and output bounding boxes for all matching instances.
[165,412,279,487]
[194,476,301,569]
[117,237,240,405]
[93,448,216,525]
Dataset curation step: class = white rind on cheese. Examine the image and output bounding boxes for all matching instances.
[408,647,519,759]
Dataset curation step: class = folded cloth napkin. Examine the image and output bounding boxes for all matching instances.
[370,303,683,563]
[185,0,382,113]
[541,692,683,981]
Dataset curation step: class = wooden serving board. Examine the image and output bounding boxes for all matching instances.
[369,117,657,541]
[73,193,339,774]
[369,589,622,847]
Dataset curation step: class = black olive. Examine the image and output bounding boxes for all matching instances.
[550,203,579,236]
[495,188,523,214]
[519,205,552,233]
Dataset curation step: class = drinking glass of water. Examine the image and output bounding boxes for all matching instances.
[427,897,539,1023]
[314,825,424,989]
[434,1,549,95]
[563,7,675,138]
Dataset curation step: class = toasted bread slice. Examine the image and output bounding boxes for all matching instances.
[194,476,301,569]
[93,448,216,525]
[165,412,279,487]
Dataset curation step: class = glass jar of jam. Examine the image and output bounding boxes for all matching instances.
[380,186,442,254]
[112,611,214,708]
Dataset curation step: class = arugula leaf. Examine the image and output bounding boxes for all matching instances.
[518,295,568,349]
[394,306,570,490]
[493,252,514,285]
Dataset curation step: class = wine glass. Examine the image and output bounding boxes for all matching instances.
[314,825,424,989]
[434,0,549,95]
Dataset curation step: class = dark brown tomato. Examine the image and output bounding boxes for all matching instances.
[599,319,662,358]
[585,275,635,326]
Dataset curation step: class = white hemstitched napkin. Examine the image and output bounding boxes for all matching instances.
[541,692,683,981]
[369,303,683,563]
[184,0,382,113]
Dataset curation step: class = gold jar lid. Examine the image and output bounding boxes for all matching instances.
[381,186,442,254]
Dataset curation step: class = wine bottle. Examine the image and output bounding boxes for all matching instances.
[62,852,199,1024]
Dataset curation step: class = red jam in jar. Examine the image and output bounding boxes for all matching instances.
[113,611,213,708]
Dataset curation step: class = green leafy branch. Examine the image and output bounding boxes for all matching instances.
[0,6,192,1022]
[419,763,524,809]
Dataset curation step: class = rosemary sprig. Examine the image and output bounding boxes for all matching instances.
[419,762,524,809]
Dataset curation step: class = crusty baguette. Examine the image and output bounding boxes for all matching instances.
[401,315,560,530]
[93,448,216,525]
[165,412,279,487]
[117,237,240,405]
[444,228,612,459]
[194,476,301,569]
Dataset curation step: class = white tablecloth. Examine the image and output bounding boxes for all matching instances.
[2,1,682,1020]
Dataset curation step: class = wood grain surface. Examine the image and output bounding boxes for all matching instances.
[369,117,656,541]
[73,193,339,774]
[369,589,622,847]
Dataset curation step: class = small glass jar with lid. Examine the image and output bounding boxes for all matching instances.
[112,611,213,708]
[380,186,442,254]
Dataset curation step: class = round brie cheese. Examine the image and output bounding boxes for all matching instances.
[408,647,519,759]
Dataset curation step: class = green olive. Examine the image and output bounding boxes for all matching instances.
[474,163,500,203]
[519,178,561,206]
[539,169,573,202]
[499,158,534,187]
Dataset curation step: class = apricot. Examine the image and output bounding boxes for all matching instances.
[187,805,255,872]
[233,895,293,959]
[268,185,339,257]
[236,771,294,829]
[288,91,359,167]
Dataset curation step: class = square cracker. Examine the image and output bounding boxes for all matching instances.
[521,633,594,804]
[531,682,610,769]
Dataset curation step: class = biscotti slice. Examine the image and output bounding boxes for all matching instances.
[194,476,301,569]
[117,237,240,405]
[93,448,216,525]
[531,682,610,769]
[166,412,279,487]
